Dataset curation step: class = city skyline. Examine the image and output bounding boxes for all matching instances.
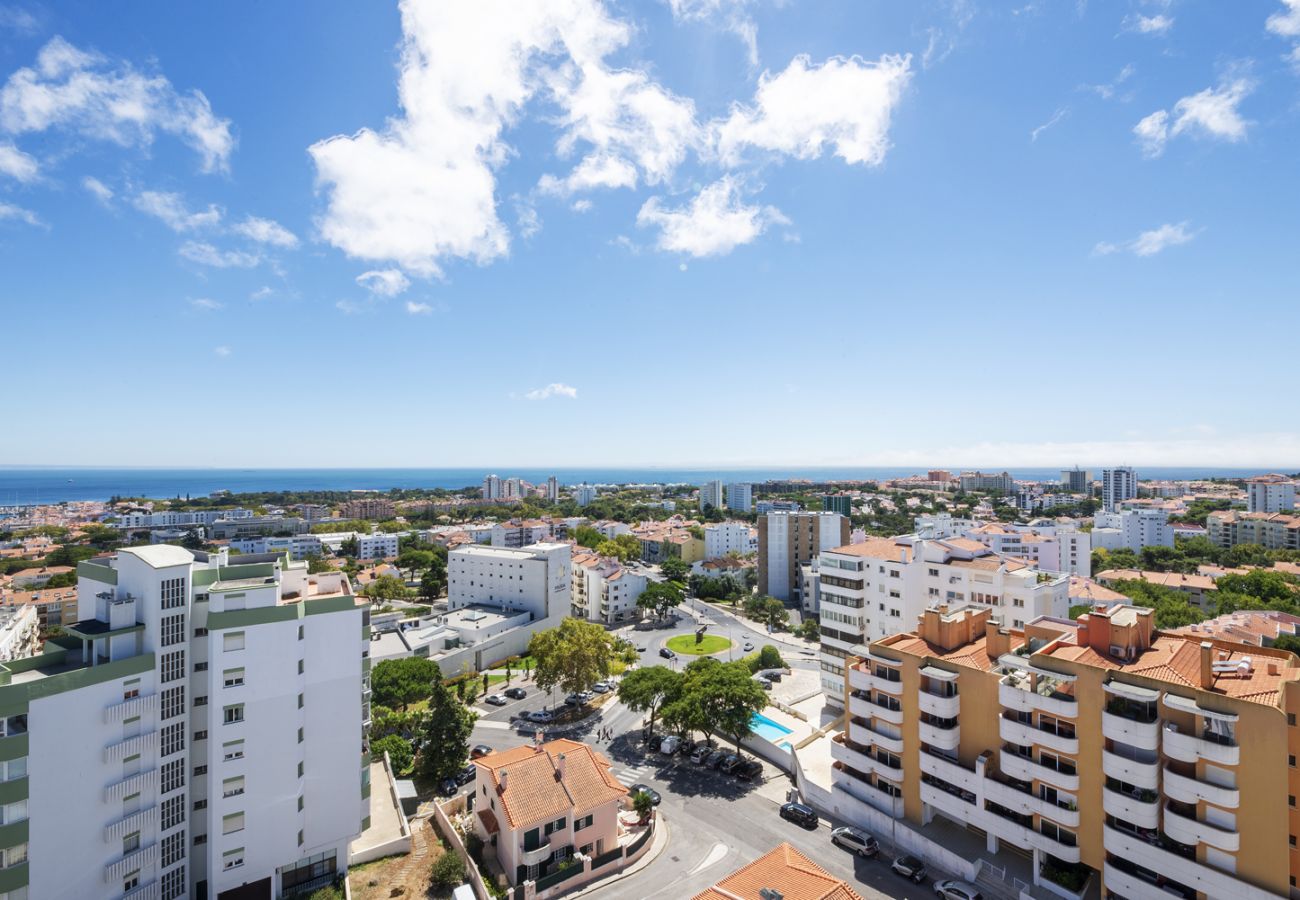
[2,1,1298,469]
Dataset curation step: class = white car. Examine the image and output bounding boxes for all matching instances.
[933,880,983,900]
[484,693,508,706]
[660,735,681,755]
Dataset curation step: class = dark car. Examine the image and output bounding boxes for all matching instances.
[831,826,878,858]
[779,802,819,829]
[659,647,676,659]
[470,744,493,759]
[705,749,727,769]
[504,687,527,700]
[630,784,661,806]
[718,754,741,774]
[735,760,763,781]
[456,763,477,786]
[891,855,928,883]
[438,777,458,796]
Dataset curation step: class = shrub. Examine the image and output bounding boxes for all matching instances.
[371,734,413,774]
[430,847,467,890]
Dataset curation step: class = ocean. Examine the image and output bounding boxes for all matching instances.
[0,466,1272,507]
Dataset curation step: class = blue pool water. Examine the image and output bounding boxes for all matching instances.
[750,712,794,744]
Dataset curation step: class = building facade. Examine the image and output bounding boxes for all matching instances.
[1247,476,1297,514]
[699,481,725,511]
[959,471,1015,494]
[447,543,572,624]
[572,485,598,507]
[338,499,395,520]
[703,522,757,560]
[822,494,853,517]
[758,512,849,603]
[1102,467,1138,512]
[571,553,647,625]
[1092,509,1174,553]
[725,483,753,514]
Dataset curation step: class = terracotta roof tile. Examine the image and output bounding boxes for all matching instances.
[474,739,627,830]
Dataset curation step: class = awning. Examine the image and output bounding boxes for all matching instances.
[1104,680,1160,702]
[1162,691,1238,722]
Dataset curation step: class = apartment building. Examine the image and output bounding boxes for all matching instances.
[546,476,559,503]
[490,520,554,549]
[1247,476,1296,514]
[631,521,705,564]
[1092,509,1174,553]
[967,523,1092,577]
[725,483,753,513]
[571,553,647,625]
[1061,468,1091,493]
[227,535,324,560]
[209,517,307,540]
[704,522,757,560]
[959,471,1015,494]
[0,545,369,900]
[834,602,1300,900]
[1095,569,1219,610]
[447,542,571,624]
[1103,467,1138,512]
[573,484,598,507]
[822,494,853,517]
[483,475,502,501]
[1,586,79,632]
[1208,511,1300,552]
[755,500,801,514]
[816,536,1068,702]
[115,509,253,530]
[914,514,978,539]
[759,511,849,603]
[699,480,725,511]
[0,605,39,663]
[338,498,395,520]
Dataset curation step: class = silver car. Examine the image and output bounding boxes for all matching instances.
[830,826,878,857]
[933,880,982,900]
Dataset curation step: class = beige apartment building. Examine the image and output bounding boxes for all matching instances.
[339,497,397,520]
[758,511,849,602]
[835,602,1300,899]
[1208,510,1300,552]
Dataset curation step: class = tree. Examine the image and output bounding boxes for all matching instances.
[430,849,467,890]
[632,789,655,824]
[708,661,770,756]
[396,548,434,579]
[660,556,689,582]
[1274,633,1300,657]
[748,644,785,673]
[612,533,642,561]
[617,666,683,737]
[340,535,360,557]
[529,618,616,696]
[371,657,439,710]
[760,597,789,631]
[362,575,411,601]
[636,582,684,621]
[418,665,476,783]
[372,734,413,773]
[664,657,724,744]
[306,555,334,574]
[1110,579,1205,629]
[798,618,820,641]
[420,565,446,600]
[573,526,604,549]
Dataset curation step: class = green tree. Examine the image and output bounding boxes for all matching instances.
[306,555,334,574]
[529,618,616,696]
[420,565,446,600]
[798,618,820,641]
[372,734,413,773]
[708,661,770,755]
[418,665,476,782]
[660,556,690,582]
[617,666,683,737]
[371,657,439,710]
[1111,579,1205,629]
[1273,633,1300,656]
[748,644,785,673]
[362,574,411,601]
[573,526,604,549]
[340,535,360,557]
[613,533,642,561]
[636,581,684,621]
[396,548,434,579]
[430,848,467,890]
[632,789,655,824]
[760,597,789,630]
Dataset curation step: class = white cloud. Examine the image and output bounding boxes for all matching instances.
[178,240,260,268]
[714,54,912,167]
[250,286,274,301]
[405,300,432,315]
[664,0,760,65]
[515,201,541,239]
[355,269,410,297]
[133,190,221,232]
[213,345,231,357]
[0,7,40,35]
[537,153,638,196]
[0,141,37,181]
[1085,63,1135,101]
[0,36,235,173]
[335,299,365,315]
[81,175,113,203]
[232,215,298,248]
[637,176,788,257]
[1134,76,1253,158]
[1030,107,1069,142]
[1094,221,1198,257]
[0,200,41,226]
[572,198,593,213]
[921,0,976,70]
[1124,13,1173,34]
[189,297,223,311]
[1267,1,1300,70]
[524,382,578,400]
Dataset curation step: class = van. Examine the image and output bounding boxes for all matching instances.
[660,735,681,755]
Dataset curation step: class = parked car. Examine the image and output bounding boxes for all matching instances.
[592,681,612,693]
[891,855,928,883]
[439,777,458,796]
[470,744,493,759]
[503,687,527,700]
[933,881,982,900]
[456,764,477,786]
[484,693,508,706]
[528,709,554,723]
[705,750,727,769]
[764,670,782,683]
[630,784,661,806]
[690,742,713,764]
[831,826,878,858]
[635,643,648,652]
[735,759,763,781]
[659,647,676,659]
[565,693,582,706]
[718,754,741,774]
[778,802,819,829]
[660,735,682,755]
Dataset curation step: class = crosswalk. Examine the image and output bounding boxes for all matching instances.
[613,761,654,786]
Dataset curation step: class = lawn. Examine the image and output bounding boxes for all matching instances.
[666,634,732,655]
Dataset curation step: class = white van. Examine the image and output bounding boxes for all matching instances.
[660,735,681,755]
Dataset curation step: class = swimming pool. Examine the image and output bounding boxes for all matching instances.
[750,711,794,745]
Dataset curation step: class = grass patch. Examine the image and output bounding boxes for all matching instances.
[666,634,732,655]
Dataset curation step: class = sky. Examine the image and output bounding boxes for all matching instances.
[1,0,1298,469]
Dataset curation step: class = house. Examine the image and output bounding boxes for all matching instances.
[692,842,863,900]
[472,739,629,887]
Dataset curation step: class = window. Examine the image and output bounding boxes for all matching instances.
[123,831,140,853]
[194,765,207,777]
[575,814,594,831]
[223,777,245,798]
[194,799,207,811]
[161,686,185,721]
[122,680,140,701]
[161,795,185,829]
[298,625,304,641]
[223,704,244,725]
[194,661,208,672]
[224,631,245,652]
[297,761,304,778]
[162,830,185,866]
[161,650,185,684]
[162,864,187,900]
[223,813,245,835]
[161,577,187,610]
[0,758,26,782]
[194,627,208,638]
[298,659,304,674]
[297,727,304,744]
[0,802,26,826]
[297,693,304,709]
[0,843,27,869]
[0,715,26,739]
[161,722,185,757]
[161,760,185,794]
[297,795,304,811]
[194,730,208,742]
[298,829,304,846]
[123,873,139,891]
[223,740,245,761]
[161,613,185,647]
[222,849,244,870]
[223,668,245,688]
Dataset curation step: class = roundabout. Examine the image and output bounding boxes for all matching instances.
[665,633,732,656]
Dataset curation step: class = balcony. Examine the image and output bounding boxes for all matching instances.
[983,775,1080,828]
[521,838,554,867]
[1104,863,1194,900]
[104,806,157,843]
[849,691,903,725]
[867,671,904,695]
[832,738,900,781]
[1162,803,1239,852]
[1162,723,1239,766]
[104,731,157,764]
[1103,825,1264,900]
[998,675,1078,720]
[834,765,905,817]
[1162,767,1239,809]
[1102,783,1159,830]
[919,750,976,790]
[918,689,960,719]
[1102,746,1159,790]
[1102,708,1159,752]
[920,780,977,823]
[104,770,155,804]
[849,719,903,754]
[920,719,960,752]
[105,843,158,883]
[999,714,1078,755]
[104,693,157,724]
[123,881,161,900]
[999,750,1080,791]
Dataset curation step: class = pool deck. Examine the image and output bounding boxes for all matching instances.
[754,704,813,750]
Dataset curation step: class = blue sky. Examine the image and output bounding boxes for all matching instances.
[1,0,1298,469]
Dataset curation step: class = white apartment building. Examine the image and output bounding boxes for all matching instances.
[1102,467,1138,512]
[447,542,572,624]
[483,475,502,501]
[228,535,324,560]
[959,471,1015,494]
[703,522,757,560]
[1246,475,1296,513]
[755,500,801,514]
[913,514,978,539]
[699,480,725,511]
[571,553,648,625]
[317,532,401,561]
[572,485,598,507]
[0,605,39,663]
[1091,509,1174,553]
[726,483,753,513]
[116,509,253,530]
[967,523,1092,577]
[816,536,1068,702]
[591,521,632,539]
[759,511,848,602]
[4,545,370,900]
[546,476,559,503]
[1060,467,1091,493]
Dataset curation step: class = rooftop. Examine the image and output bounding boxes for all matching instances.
[1096,568,1218,592]
[118,545,195,569]
[474,738,627,830]
[692,842,863,900]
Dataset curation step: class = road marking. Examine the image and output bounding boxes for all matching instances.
[687,842,729,876]
[476,720,511,730]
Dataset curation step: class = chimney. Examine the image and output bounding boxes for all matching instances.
[1199,641,1214,690]
[499,770,509,792]
[1077,614,1089,649]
